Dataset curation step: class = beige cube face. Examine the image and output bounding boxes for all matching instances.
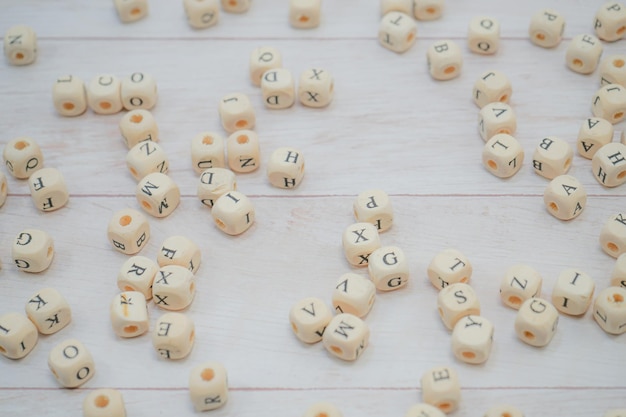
[593,287,626,335]
[153,265,196,311]
[12,228,54,273]
[52,75,87,117]
[551,269,595,315]
[298,68,334,108]
[0,312,38,359]
[600,54,626,86]
[261,68,295,109]
[0,171,7,207]
[25,288,71,335]
[121,72,157,110]
[592,143,626,187]
[267,147,305,189]
[289,0,321,29]
[529,9,565,48]
[604,410,626,417]
[427,248,472,290]
[3,136,43,179]
[478,103,517,141]
[368,246,409,291]
[468,17,500,55]
[592,84,626,124]
[157,235,201,273]
[220,0,250,13]
[404,403,446,417]
[152,312,195,360]
[289,297,332,343]
[577,117,614,159]
[183,0,219,29]
[484,404,524,417]
[191,132,226,174]
[472,70,511,108]
[543,175,587,221]
[426,40,462,81]
[437,283,480,330]
[227,130,260,173]
[117,255,158,300]
[110,291,149,338]
[420,366,461,413]
[594,2,626,42]
[332,273,376,317]
[136,173,181,218]
[353,189,393,232]
[249,47,282,86]
[304,402,344,417]
[88,74,123,115]
[3,25,37,66]
[219,93,255,133]
[342,222,381,267]
[500,264,542,309]
[119,109,159,149]
[413,0,444,20]
[379,12,417,54]
[514,298,559,347]
[29,167,69,212]
[197,168,237,208]
[114,0,148,22]
[451,315,494,365]
[381,0,413,16]
[126,141,169,181]
[566,34,603,74]
[482,134,524,178]
[600,212,626,258]
[189,362,228,411]
[83,388,126,417]
[107,208,150,255]
[48,339,95,388]
[212,191,255,235]
[322,313,370,361]
[610,253,626,288]
[532,136,573,180]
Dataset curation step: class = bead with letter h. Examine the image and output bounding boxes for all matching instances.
[152,312,195,360]
[0,312,38,359]
[342,222,381,267]
[152,265,196,311]
[468,16,500,55]
[219,92,255,133]
[594,2,626,42]
[12,228,54,273]
[136,172,181,218]
[332,273,376,317]
[189,362,229,411]
[551,269,595,316]
[262,68,295,109]
[427,248,472,290]
[514,298,559,347]
[191,132,225,174]
[212,191,255,235]
[437,283,480,330]
[107,208,150,255]
[420,366,461,413]
[472,70,511,109]
[83,389,126,417]
[183,0,219,29]
[577,117,613,159]
[529,8,565,48]
[593,287,626,335]
[250,47,282,87]
[427,40,462,81]
[48,339,95,388]
[322,313,370,361]
[600,212,626,258]
[378,12,417,54]
[267,147,305,189]
[157,235,201,273]
[197,168,237,208]
[500,264,542,309]
[532,136,573,180]
[121,72,157,111]
[110,291,149,338]
[3,136,43,179]
[126,141,169,181]
[298,68,334,108]
[3,25,37,66]
[25,288,71,335]
[52,75,87,117]
[353,189,393,232]
[289,297,332,343]
[451,315,494,365]
[368,246,409,291]
[592,142,626,187]
[117,255,158,300]
[543,175,586,221]
[88,74,123,115]
[566,34,603,74]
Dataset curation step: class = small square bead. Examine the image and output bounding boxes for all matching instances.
[191,131,225,173]
[197,168,237,208]
[426,40,462,81]
[183,0,219,29]
[468,17,500,55]
[3,25,37,66]
[599,212,626,258]
[482,134,524,178]
[289,297,332,343]
[472,70,511,109]
[420,366,461,413]
[500,264,542,309]
[117,255,158,300]
[0,171,7,207]
[110,291,149,338]
[437,283,480,330]
[114,0,148,23]
[595,2,626,42]
[451,315,494,365]
[600,54,626,86]
[592,142,626,187]
[211,191,255,235]
[543,175,586,221]
[25,288,71,335]
[592,84,626,124]
[342,222,381,267]
[413,0,444,20]
[157,235,201,273]
[514,298,559,347]
[577,117,614,159]
[566,34,603,74]
[484,405,524,417]
[121,72,158,110]
[289,0,321,29]
[221,0,250,13]
[529,9,565,48]
[3,136,44,179]
[404,403,446,417]
[29,167,69,212]
[267,147,305,189]
[593,287,626,334]
[298,68,334,108]
[136,172,181,218]
[12,228,54,273]
[249,47,282,87]
[353,189,393,232]
[119,109,159,149]
[378,12,417,54]
[126,141,169,181]
[0,312,38,359]
[532,136,573,180]
[227,130,260,173]
[427,248,472,290]
[87,74,123,115]
[218,93,255,133]
[322,313,370,361]
[478,103,517,141]
[106,208,150,255]
[261,68,295,109]
[152,312,195,359]
[381,0,413,15]
[153,265,196,311]
[83,389,126,417]
[368,246,409,291]
[611,253,626,288]
[332,273,376,317]
[48,339,95,387]
[604,410,626,417]
[52,75,87,117]
[551,269,595,316]
[189,362,228,411]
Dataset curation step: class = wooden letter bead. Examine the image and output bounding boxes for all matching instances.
[87,74,123,115]
[600,54,626,86]
[482,134,524,178]
[83,389,126,417]
[152,312,195,359]
[114,0,148,23]
[211,191,255,235]
[472,70,511,109]
[106,208,150,255]
[426,40,462,81]
[249,47,282,87]
[158,235,201,273]
[378,12,417,54]
[577,117,613,159]
[262,68,295,109]
[322,313,370,361]
[219,93,256,133]
[500,264,542,309]
[12,228,54,273]
[3,25,37,66]
[3,137,43,179]
[117,256,157,299]
[110,291,149,338]
[604,410,626,417]
[48,339,95,388]
[566,34,603,74]
[532,136,573,180]
[420,366,461,413]
[136,172,181,218]
[437,283,480,330]
[191,132,225,173]
[368,246,409,291]
[183,0,219,29]
[29,167,69,212]
[25,288,71,335]
[381,0,413,16]
[595,2,626,42]
[289,297,332,343]
[332,273,376,317]
[289,0,321,29]
[514,298,559,347]
[189,362,228,411]
[0,171,7,207]
[483,405,524,417]
[593,286,626,334]
[353,189,393,232]
[592,84,626,124]
[227,130,260,173]
[267,147,305,189]
[304,403,343,417]
[478,103,517,141]
[427,248,472,290]
[600,212,626,258]
[121,72,158,110]
[220,0,250,13]
[52,75,87,117]
[468,17,500,55]
[197,168,237,208]
[529,9,565,48]
[592,142,626,187]
[611,253,626,288]
[551,269,595,316]
[0,312,38,359]
[543,175,586,221]
[119,109,159,149]
[153,265,196,311]
[342,222,381,267]
[298,68,334,108]
[413,0,444,20]
[126,141,168,181]
[451,315,494,365]
[404,403,446,417]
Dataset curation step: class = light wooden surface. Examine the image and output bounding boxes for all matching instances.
[1,1,625,416]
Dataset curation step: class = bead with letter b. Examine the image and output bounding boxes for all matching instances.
[427,40,462,81]
[532,136,573,180]
[48,339,95,388]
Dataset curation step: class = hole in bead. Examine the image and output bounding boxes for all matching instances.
[94,395,109,408]
[564,158,571,170]
[502,413,512,417]
[202,135,214,145]
[523,330,535,340]
[316,413,329,417]
[124,285,135,292]
[614,111,624,120]
[15,52,24,60]
[130,114,143,123]
[499,94,508,102]
[407,32,415,42]
[130,167,138,177]
[618,26,626,35]
[426,6,436,14]
[572,58,583,68]
[237,134,249,144]
[63,102,75,110]
[215,218,226,229]
[508,295,522,306]
[497,128,511,135]
[47,246,53,258]
[614,59,625,68]
[0,345,5,354]
[462,351,476,359]
[124,325,139,334]
[608,242,619,252]
[131,7,141,15]
[119,215,132,226]
[229,0,236,5]
[487,160,498,170]
[536,33,546,41]
[141,200,152,210]
[201,368,215,381]
[618,170,626,179]
[235,120,248,128]
[299,15,309,23]
[549,202,559,212]
[291,322,298,333]
[100,102,112,110]
[438,403,452,412]
[189,330,195,342]
[444,66,456,75]
[330,345,342,355]
[460,276,468,283]
[613,293,625,303]
[14,140,29,150]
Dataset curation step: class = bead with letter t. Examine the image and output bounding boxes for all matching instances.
[136,172,181,218]
[48,339,95,388]
[29,167,69,212]
[322,313,370,361]
[106,208,150,255]
[353,189,393,232]
[189,362,229,411]
[427,248,472,290]
[12,228,54,273]
[0,312,38,359]
[342,222,381,267]
[25,288,71,335]
[152,312,195,360]
[420,366,461,413]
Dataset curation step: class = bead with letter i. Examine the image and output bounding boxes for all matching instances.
[3,137,43,179]
[420,366,461,413]
[543,175,586,221]
[25,288,71,335]
[342,222,381,267]
[136,172,181,218]
[52,75,87,117]
[353,189,393,232]
[189,362,228,411]
[426,40,462,81]
[267,147,305,189]
[592,142,626,187]
[211,191,255,235]
[378,11,417,54]
[3,25,37,66]
[152,312,195,360]
[0,312,38,359]
[83,389,126,417]
[289,297,332,343]
[48,339,95,388]
[322,313,370,361]
[551,269,595,316]
[12,228,54,273]
[468,16,500,55]
[106,208,150,255]
[528,8,565,48]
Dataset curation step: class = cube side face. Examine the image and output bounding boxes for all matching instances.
[322,313,370,361]
[118,255,158,300]
[342,222,381,266]
[289,297,332,343]
[189,362,228,411]
[427,249,472,290]
[451,315,494,364]
[25,288,72,335]
[48,339,95,387]
[500,265,542,309]
[593,287,626,334]
[514,298,559,347]
[12,228,54,273]
[152,313,195,360]
[332,273,376,317]
[420,366,461,413]
[0,313,38,359]
[600,213,626,257]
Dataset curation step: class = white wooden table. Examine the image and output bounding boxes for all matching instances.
[1,1,625,415]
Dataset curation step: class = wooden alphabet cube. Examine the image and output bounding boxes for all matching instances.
[114,0,148,23]
[304,403,343,417]
[593,286,626,334]
[484,405,524,417]
[611,253,626,288]
[48,339,95,388]
[437,283,481,330]
[211,191,255,235]
[592,84,626,124]
[592,142,626,187]
[514,298,559,347]
[249,47,282,86]
[157,235,201,273]
[604,410,626,417]
[83,388,126,417]
[117,255,158,300]
[106,208,150,255]
[420,366,461,413]
[451,315,494,365]
[0,312,38,359]
[353,189,393,232]
[110,291,149,338]
[197,168,237,208]
[25,288,71,335]
[426,40,462,81]
[482,134,524,178]
[227,130,260,173]
[126,141,169,181]
[3,136,43,179]
[595,2,626,42]
[87,74,123,115]
[52,75,87,117]
[500,264,542,309]
[600,212,626,258]
[221,0,250,13]
[413,0,444,20]
[468,16,500,55]
[342,222,381,267]
[577,117,613,159]
[262,68,295,109]
[600,54,626,86]
[189,362,228,411]
[191,131,225,173]
[183,0,219,29]
[381,0,413,16]
[12,228,54,273]
[153,265,196,311]
[566,34,603,74]
[289,297,332,343]
[0,171,7,207]
[289,0,321,29]
[472,70,511,109]
[119,109,159,149]
[529,8,565,48]
[152,312,195,359]
[332,273,376,317]
[3,25,37,66]
[136,172,181,218]
[427,248,472,290]
[378,11,417,54]
[322,313,370,361]
[219,93,255,133]
[121,72,157,110]
[298,68,334,108]
[478,102,517,141]
[368,246,409,291]
[532,136,573,180]
[267,147,305,189]
[404,403,446,417]
[551,269,595,316]
[29,167,69,212]
[543,175,586,220]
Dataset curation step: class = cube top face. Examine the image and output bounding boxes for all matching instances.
[83,388,126,417]
[482,133,524,179]
[420,366,461,414]
[303,402,344,417]
[191,131,225,173]
[426,40,462,81]
[3,25,37,66]
[3,136,44,179]
[218,92,255,133]
[25,287,72,335]
[577,117,614,159]
[529,9,565,48]
[404,403,447,417]
[157,235,201,273]
[289,297,332,344]
[211,191,255,235]
[500,264,542,309]
[595,2,626,41]
[532,136,573,180]
[592,142,626,187]
[593,286,626,334]
[514,298,559,347]
[121,72,158,110]
[189,361,228,411]
[378,11,417,54]
[322,313,370,361]
[12,228,54,273]
[600,54,626,86]
[353,188,393,232]
[249,46,282,86]
[427,248,472,290]
[0,312,38,359]
[52,75,87,117]
[341,222,382,267]
[48,338,95,388]
[551,268,595,315]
